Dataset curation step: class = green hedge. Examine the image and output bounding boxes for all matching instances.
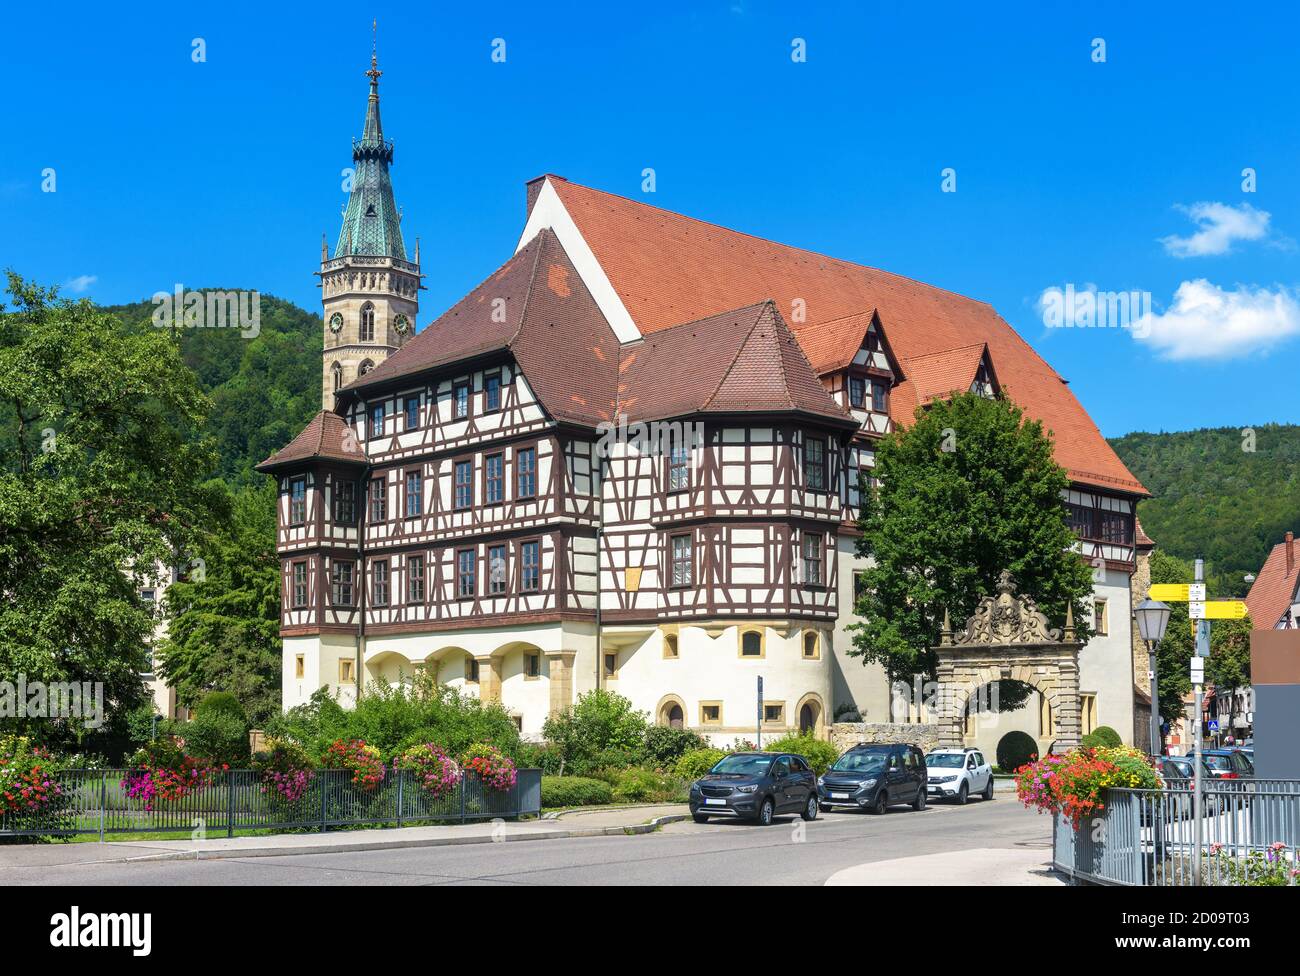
[996,731,1039,773]
[763,732,839,775]
[675,748,725,780]
[541,776,614,808]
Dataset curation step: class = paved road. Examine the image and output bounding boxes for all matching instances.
[1,795,1052,886]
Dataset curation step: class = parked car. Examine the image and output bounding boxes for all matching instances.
[1154,755,1216,782]
[688,752,819,825]
[925,747,994,804]
[1194,749,1254,779]
[818,743,928,814]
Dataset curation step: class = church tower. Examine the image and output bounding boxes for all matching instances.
[318,36,420,410]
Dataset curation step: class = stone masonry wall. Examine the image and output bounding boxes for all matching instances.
[829,722,942,754]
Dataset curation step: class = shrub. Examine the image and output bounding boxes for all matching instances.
[540,776,613,808]
[183,709,251,767]
[610,767,687,803]
[267,673,521,763]
[1081,726,1123,749]
[397,743,461,799]
[251,739,316,803]
[461,743,517,792]
[322,739,386,791]
[763,732,839,775]
[197,691,246,723]
[542,689,649,774]
[642,725,707,770]
[997,731,1039,773]
[515,741,564,775]
[675,748,725,780]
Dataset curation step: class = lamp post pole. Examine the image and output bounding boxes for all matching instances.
[1192,558,1207,887]
[1146,640,1160,756]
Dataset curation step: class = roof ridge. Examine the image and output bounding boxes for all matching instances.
[701,304,773,411]
[555,179,1000,309]
[505,227,549,351]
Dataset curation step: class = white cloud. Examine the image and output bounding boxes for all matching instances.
[1159,202,1271,257]
[62,274,97,293]
[1131,278,1300,360]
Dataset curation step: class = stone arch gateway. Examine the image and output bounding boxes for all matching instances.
[933,571,1083,754]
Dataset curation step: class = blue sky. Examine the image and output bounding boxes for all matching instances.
[3,0,1298,437]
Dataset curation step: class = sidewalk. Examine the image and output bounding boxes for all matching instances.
[825,846,1063,886]
[0,804,691,866]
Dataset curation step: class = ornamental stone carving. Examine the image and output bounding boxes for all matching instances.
[947,570,1067,646]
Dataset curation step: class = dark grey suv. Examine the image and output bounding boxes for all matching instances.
[819,743,928,814]
[689,752,819,825]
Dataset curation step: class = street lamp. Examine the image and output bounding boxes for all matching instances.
[1135,599,1172,756]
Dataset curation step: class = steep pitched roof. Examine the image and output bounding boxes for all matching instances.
[891,342,992,416]
[617,302,852,424]
[544,177,1146,495]
[256,410,367,472]
[334,53,406,260]
[1246,534,1300,629]
[344,229,621,426]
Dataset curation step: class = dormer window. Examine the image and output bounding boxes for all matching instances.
[871,380,888,413]
[849,376,866,409]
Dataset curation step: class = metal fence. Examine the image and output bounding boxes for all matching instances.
[1053,779,1300,885]
[0,767,542,840]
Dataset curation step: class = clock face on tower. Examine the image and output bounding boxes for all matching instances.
[328,312,343,334]
[394,313,410,337]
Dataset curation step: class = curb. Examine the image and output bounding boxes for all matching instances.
[114,813,691,863]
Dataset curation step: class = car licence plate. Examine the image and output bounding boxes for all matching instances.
[831,792,850,799]
[704,798,726,805]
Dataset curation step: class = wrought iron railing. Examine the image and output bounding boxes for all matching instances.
[0,768,542,841]
[1053,779,1300,885]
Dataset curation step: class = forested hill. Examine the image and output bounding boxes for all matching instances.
[1109,425,1300,597]
[105,293,322,486]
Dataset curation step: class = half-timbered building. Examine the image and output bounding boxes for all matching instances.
[259,63,1149,746]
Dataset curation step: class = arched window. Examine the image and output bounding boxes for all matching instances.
[741,630,763,657]
[360,302,375,343]
[667,704,683,729]
[803,631,819,658]
[358,359,375,377]
[331,362,343,392]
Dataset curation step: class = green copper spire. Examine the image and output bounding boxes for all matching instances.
[334,31,407,261]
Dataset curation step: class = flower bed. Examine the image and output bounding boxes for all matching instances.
[323,739,385,791]
[1015,744,1162,829]
[122,736,226,812]
[0,736,64,819]
[397,743,460,799]
[460,743,516,792]
[251,740,316,804]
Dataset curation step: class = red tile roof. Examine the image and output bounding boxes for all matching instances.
[1245,533,1299,629]
[617,301,853,425]
[257,410,367,471]
[893,341,990,416]
[549,178,1146,495]
[343,229,621,427]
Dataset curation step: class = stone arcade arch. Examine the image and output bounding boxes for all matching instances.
[933,571,1083,754]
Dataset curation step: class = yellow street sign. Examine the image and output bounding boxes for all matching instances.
[1149,583,1206,602]
[1188,600,1248,620]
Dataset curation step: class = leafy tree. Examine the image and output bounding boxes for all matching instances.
[0,274,219,749]
[1147,551,1195,726]
[156,482,282,726]
[849,392,1095,700]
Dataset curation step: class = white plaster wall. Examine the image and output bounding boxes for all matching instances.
[831,537,892,722]
[1078,566,1136,744]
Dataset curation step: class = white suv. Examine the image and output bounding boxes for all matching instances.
[925,748,994,804]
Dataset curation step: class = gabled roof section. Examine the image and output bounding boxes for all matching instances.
[546,177,1146,495]
[618,301,852,425]
[343,228,621,426]
[1246,534,1299,630]
[256,410,367,472]
[893,341,993,413]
